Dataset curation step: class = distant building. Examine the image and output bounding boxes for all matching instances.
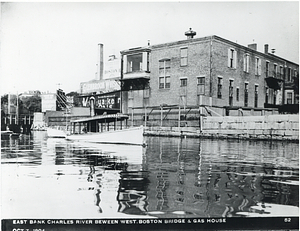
[41,89,68,112]
[120,29,299,126]
[44,107,90,127]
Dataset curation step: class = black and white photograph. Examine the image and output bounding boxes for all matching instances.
[1,1,299,230]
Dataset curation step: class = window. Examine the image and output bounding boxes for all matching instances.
[180,78,187,87]
[273,89,277,105]
[159,77,165,89]
[159,76,170,89]
[274,64,278,77]
[287,92,293,104]
[180,77,187,96]
[244,83,248,107]
[294,70,298,81]
[265,87,269,104]
[236,87,239,101]
[229,80,234,106]
[288,68,292,82]
[228,48,237,68]
[197,76,205,95]
[280,66,284,79]
[159,59,171,89]
[243,54,250,73]
[254,85,258,107]
[266,61,270,76]
[165,77,170,88]
[127,54,143,72]
[180,47,188,66]
[217,77,222,99]
[255,57,261,76]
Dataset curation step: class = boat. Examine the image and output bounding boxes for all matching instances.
[46,127,67,138]
[66,113,145,146]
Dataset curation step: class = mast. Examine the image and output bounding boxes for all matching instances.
[16,91,19,125]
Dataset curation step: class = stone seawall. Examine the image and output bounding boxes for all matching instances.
[144,114,299,141]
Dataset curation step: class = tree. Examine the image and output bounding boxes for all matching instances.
[66,91,80,107]
[21,95,41,113]
[1,94,8,105]
[1,94,9,118]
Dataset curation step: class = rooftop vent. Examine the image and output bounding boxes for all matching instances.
[185,28,196,39]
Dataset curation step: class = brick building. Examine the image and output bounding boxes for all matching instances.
[120,29,298,126]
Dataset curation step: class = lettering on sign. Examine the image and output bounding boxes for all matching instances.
[79,93,120,109]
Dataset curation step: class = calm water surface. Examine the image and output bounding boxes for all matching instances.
[1,131,299,219]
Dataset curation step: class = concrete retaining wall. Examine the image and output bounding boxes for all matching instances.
[144,114,299,141]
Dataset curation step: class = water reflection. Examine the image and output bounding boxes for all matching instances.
[1,132,298,219]
[144,137,298,218]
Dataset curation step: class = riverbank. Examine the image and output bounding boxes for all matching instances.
[144,114,299,142]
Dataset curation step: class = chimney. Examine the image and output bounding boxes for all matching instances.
[96,43,104,80]
[248,43,257,51]
[271,48,276,54]
[185,28,196,39]
[264,44,269,54]
[108,55,116,61]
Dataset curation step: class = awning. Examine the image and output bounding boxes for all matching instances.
[120,77,150,91]
[265,77,282,90]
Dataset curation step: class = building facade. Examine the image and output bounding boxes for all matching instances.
[120,30,298,126]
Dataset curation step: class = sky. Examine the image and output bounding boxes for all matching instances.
[0,1,299,95]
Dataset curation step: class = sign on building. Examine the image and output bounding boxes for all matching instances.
[80,79,120,94]
[78,91,120,110]
[104,56,121,79]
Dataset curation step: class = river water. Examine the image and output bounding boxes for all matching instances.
[1,131,299,219]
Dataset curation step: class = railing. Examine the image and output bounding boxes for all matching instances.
[266,71,284,80]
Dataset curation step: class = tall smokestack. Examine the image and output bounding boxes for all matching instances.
[97,43,104,80]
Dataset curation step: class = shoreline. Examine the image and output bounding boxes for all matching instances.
[144,129,299,142]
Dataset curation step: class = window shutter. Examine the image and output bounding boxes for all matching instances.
[243,55,246,71]
[142,52,147,71]
[258,59,262,75]
[123,55,127,73]
[233,50,237,68]
[228,49,231,67]
[247,56,250,72]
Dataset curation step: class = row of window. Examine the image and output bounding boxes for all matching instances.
[158,48,298,95]
[163,47,297,84]
[218,78,259,107]
[159,73,261,107]
[159,75,205,90]
[242,54,261,75]
[229,48,298,81]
